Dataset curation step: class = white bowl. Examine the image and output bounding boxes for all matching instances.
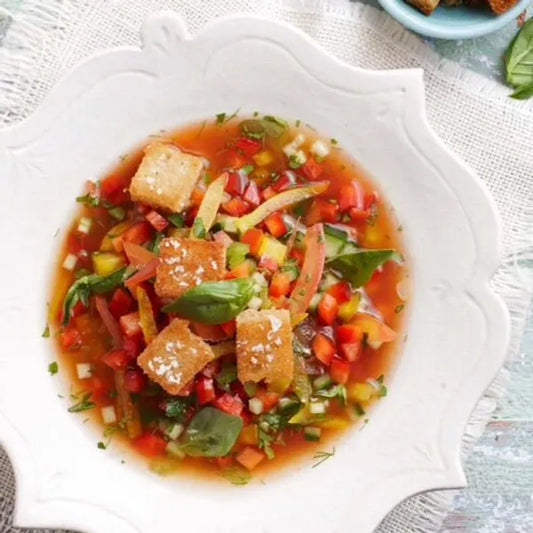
[0,12,509,533]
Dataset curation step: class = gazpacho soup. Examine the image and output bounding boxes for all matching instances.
[47,113,407,484]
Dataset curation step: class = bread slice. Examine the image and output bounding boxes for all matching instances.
[138,318,214,395]
[154,237,226,299]
[406,0,440,14]
[129,142,204,213]
[236,309,294,386]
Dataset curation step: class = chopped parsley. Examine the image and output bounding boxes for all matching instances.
[42,325,50,338]
[215,108,240,126]
[97,441,107,450]
[330,138,338,145]
[164,397,192,423]
[48,361,58,376]
[312,447,335,468]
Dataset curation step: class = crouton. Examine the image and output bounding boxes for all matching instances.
[236,309,294,387]
[129,142,204,213]
[406,0,440,14]
[137,318,214,395]
[486,0,517,14]
[155,237,226,298]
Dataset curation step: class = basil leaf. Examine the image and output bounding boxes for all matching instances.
[511,81,533,100]
[181,407,243,457]
[505,19,533,88]
[62,267,126,325]
[162,279,255,324]
[326,249,400,288]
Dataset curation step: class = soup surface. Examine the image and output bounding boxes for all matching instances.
[47,114,407,483]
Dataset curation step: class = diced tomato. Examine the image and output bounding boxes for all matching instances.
[214,393,244,416]
[269,271,291,298]
[195,377,216,405]
[220,319,236,337]
[59,327,81,350]
[202,360,222,379]
[340,343,361,362]
[88,376,108,400]
[330,358,351,384]
[102,349,129,370]
[225,260,252,279]
[261,186,277,201]
[236,446,265,470]
[235,137,262,156]
[255,389,280,411]
[100,172,130,204]
[301,157,324,180]
[67,233,83,256]
[123,241,156,269]
[349,207,369,222]
[184,206,199,227]
[243,181,261,207]
[272,171,297,192]
[109,288,134,319]
[221,197,250,217]
[190,322,226,341]
[312,333,335,366]
[124,259,158,294]
[225,172,249,196]
[121,222,153,246]
[318,293,338,325]
[133,433,167,458]
[58,299,86,324]
[305,199,339,225]
[239,408,253,425]
[124,368,147,393]
[258,256,279,274]
[364,191,379,211]
[326,282,351,305]
[119,312,142,338]
[289,247,305,265]
[264,212,287,238]
[123,335,143,359]
[224,149,249,169]
[145,210,169,231]
[336,324,363,344]
[241,228,265,256]
[338,182,364,212]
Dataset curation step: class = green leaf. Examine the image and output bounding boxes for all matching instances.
[510,81,533,100]
[164,397,193,423]
[150,232,164,255]
[48,361,58,376]
[316,384,347,406]
[505,19,533,88]
[215,363,238,391]
[162,279,255,325]
[326,249,400,288]
[181,407,243,457]
[68,392,96,413]
[167,213,185,228]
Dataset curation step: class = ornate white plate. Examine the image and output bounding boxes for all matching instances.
[0,12,509,533]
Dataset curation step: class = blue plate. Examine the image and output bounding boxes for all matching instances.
[378,0,532,39]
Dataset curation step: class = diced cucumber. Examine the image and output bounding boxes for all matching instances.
[277,397,300,415]
[313,374,333,390]
[308,292,322,313]
[249,397,264,415]
[309,401,327,415]
[324,224,358,259]
[319,272,340,291]
[303,426,322,442]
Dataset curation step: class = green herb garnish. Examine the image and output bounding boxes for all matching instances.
[48,361,58,375]
[164,397,193,423]
[192,217,206,239]
[68,391,96,413]
[288,154,303,169]
[167,213,185,228]
[215,363,238,391]
[312,447,335,468]
[42,325,50,338]
[505,19,533,100]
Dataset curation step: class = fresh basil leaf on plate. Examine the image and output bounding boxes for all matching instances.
[180,407,243,457]
[162,279,255,324]
[511,81,533,100]
[505,19,533,97]
[326,249,400,288]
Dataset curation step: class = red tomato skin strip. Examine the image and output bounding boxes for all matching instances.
[95,295,123,348]
[289,223,325,315]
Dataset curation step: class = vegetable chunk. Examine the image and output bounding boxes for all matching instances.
[155,237,226,298]
[138,319,215,394]
[129,142,204,213]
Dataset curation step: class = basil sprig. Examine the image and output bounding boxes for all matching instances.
[162,279,254,324]
[326,249,400,288]
[505,19,533,100]
[62,267,126,325]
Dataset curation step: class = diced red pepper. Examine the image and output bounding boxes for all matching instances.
[336,324,363,344]
[305,199,339,225]
[59,327,82,350]
[258,256,279,274]
[225,172,249,196]
[124,259,158,294]
[133,433,167,457]
[289,247,305,266]
[195,377,216,405]
[123,369,147,393]
[235,137,262,156]
[349,208,369,222]
[326,282,351,305]
[190,186,205,207]
[123,335,143,359]
[272,171,297,192]
[123,241,156,269]
[88,376,108,401]
[185,206,199,227]
[236,446,265,470]
[102,349,129,370]
[364,191,379,211]
[340,343,361,362]
[318,292,338,325]
[121,221,153,246]
[145,210,169,232]
[214,393,244,416]
[242,181,261,207]
[330,358,351,384]
[312,333,335,366]
[301,157,324,180]
[269,271,291,298]
[220,319,236,337]
[109,288,134,319]
[255,389,280,411]
[338,182,364,212]
[221,197,250,217]
[119,312,142,338]
[261,186,277,201]
[241,228,265,256]
[264,212,287,238]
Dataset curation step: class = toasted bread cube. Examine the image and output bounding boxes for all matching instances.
[406,0,440,14]
[155,237,226,298]
[138,319,214,395]
[236,309,294,386]
[129,142,204,213]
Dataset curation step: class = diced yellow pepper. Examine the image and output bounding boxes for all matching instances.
[211,340,236,359]
[258,236,287,265]
[347,382,375,404]
[267,377,291,395]
[137,286,158,344]
[91,252,126,276]
[191,172,228,238]
[288,404,313,425]
[99,222,132,251]
[252,167,271,186]
[168,227,189,238]
[338,293,361,322]
[290,312,308,328]
[239,425,259,446]
[316,417,350,430]
[253,150,274,167]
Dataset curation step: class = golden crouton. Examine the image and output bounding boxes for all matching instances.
[406,0,440,14]
[138,318,214,395]
[129,142,204,213]
[155,237,226,299]
[236,309,294,386]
